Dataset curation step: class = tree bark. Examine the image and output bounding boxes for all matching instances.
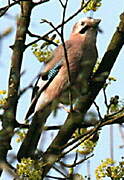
[0,1,33,168]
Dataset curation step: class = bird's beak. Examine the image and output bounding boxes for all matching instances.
[94,19,101,26]
[94,19,103,33]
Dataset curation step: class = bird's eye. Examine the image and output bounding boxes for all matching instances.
[81,22,85,26]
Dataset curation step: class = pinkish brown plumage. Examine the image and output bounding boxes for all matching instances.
[26,17,101,118]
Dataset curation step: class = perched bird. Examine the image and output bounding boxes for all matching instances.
[18,17,101,159]
[26,17,101,118]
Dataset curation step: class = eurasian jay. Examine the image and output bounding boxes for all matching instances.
[18,17,101,159]
[26,17,101,118]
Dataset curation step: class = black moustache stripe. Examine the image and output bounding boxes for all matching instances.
[80,25,90,34]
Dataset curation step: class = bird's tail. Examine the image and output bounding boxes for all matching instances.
[17,105,51,161]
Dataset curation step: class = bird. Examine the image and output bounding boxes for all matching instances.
[17,17,101,160]
[26,17,101,118]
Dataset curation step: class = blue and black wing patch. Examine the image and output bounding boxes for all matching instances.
[25,61,62,119]
[42,61,62,81]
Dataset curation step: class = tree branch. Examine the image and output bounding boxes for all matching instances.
[60,154,93,168]
[40,12,124,178]
[60,0,73,111]
[0,1,33,174]
[0,0,25,17]
[27,30,58,47]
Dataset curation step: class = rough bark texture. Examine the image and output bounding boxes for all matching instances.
[0,0,33,166]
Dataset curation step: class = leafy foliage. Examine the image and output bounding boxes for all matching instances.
[77,138,97,155]
[95,158,124,179]
[17,158,42,180]
[31,43,53,63]
[0,90,7,108]
[83,0,102,13]
[74,129,99,155]
[16,130,27,143]
[31,39,60,63]
[95,158,115,179]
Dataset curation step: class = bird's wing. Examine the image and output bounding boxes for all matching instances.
[31,41,71,99]
[25,41,72,119]
[25,60,63,119]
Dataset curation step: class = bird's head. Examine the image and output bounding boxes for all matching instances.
[71,17,101,38]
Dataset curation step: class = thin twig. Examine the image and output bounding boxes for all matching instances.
[8,0,10,6]
[25,0,92,48]
[60,154,93,168]
[103,113,124,126]
[43,125,61,130]
[74,151,78,164]
[60,0,73,111]
[62,129,93,150]
[61,123,101,156]
[0,0,22,17]
[41,19,62,36]
[105,107,124,119]
[53,165,67,178]
[27,30,58,47]
[103,87,108,109]
[93,101,103,120]
[14,122,29,128]
[58,0,64,7]
[61,0,69,36]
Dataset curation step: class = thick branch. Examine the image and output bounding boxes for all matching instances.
[0,1,33,168]
[41,12,124,177]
